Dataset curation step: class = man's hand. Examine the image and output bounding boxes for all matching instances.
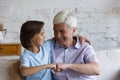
[53,63,70,73]
[53,64,62,73]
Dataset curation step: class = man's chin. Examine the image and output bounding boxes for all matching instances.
[57,39,66,45]
[58,41,65,46]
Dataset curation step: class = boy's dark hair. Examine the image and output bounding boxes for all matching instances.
[20,20,44,48]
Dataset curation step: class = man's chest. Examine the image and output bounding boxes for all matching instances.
[52,48,85,64]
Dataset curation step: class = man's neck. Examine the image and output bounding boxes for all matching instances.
[63,39,77,48]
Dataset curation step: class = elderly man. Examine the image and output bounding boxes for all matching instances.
[51,10,100,80]
[9,10,100,80]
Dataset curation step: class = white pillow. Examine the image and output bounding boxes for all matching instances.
[0,59,18,80]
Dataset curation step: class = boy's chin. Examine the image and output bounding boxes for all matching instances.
[39,43,43,46]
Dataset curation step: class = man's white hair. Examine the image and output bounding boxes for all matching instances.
[53,10,77,28]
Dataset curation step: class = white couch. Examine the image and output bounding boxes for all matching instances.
[0,56,19,80]
[96,49,120,80]
[0,49,120,80]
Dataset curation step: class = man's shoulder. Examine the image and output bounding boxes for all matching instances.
[79,41,93,50]
[76,36,90,46]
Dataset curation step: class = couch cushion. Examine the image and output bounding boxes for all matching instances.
[96,49,120,80]
[0,59,18,80]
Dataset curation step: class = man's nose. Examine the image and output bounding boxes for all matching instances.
[55,32,61,38]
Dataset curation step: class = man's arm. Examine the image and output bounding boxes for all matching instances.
[57,62,100,75]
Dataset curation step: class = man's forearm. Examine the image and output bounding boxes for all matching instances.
[68,62,100,75]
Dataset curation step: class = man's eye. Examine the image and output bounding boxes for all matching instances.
[60,30,65,34]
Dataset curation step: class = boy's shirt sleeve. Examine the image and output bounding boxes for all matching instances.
[20,54,30,67]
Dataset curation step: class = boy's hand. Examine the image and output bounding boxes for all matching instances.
[78,35,92,45]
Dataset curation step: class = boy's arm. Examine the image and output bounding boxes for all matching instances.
[20,64,56,77]
[77,35,92,45]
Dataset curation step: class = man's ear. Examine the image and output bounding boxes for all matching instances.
[72,27,77,33]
